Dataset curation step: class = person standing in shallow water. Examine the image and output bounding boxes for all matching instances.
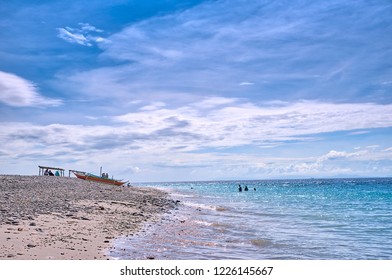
[238,184,242,192]
[244,186,249,191]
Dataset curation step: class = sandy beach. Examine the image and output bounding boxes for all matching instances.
[0,175,177,260]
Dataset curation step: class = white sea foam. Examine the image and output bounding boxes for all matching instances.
[182,201,228,212]
[194,220,213,226]
[182,201,216,211]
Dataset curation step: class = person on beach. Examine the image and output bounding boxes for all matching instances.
[238,185,242,192]
[55,170,60,176]
[44,169,49,176]
[48,170,54,176]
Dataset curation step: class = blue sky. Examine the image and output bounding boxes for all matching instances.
[1,0,392,182]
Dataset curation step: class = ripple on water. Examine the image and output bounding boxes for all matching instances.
[250,238,273,247]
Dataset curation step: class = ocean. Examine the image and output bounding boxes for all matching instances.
[110,178,392,260]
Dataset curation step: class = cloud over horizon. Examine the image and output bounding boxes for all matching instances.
[1,98,392,179]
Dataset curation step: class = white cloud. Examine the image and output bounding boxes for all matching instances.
[140,101,166,111]
[193,96,238,109]
[349,130,370,135]
[57,23,106,47]
[318,150,368,162]
[60,0,391,108]
[125,166,142,174]
[366,145,380,149]
[112,99,392,150]
[1,100,391,180]
[6,99,390,156]
[57,27,91,46]
[274,147,387,177]
[239,82,255,86]
[0,71,62,107]
[3,0,392,180]
[78,22,103,33]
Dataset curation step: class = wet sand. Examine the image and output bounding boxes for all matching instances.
[0,175,177,260]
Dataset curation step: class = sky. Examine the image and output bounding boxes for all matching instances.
[1,0,392,182]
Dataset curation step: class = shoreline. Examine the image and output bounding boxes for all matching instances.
[0,175,177,260]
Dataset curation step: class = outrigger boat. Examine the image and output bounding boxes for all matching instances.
[72,170,126,186]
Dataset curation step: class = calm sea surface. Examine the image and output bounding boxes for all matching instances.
[110,178,392,259]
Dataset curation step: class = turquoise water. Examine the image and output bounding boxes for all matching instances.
[110,178,392,259]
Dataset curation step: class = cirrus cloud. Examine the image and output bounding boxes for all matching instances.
[0,71,62,107]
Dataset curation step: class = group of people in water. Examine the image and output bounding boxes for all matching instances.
[44,169,60,176]
[238,184,256,192]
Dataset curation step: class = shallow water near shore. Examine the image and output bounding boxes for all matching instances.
[110,178,392,260]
